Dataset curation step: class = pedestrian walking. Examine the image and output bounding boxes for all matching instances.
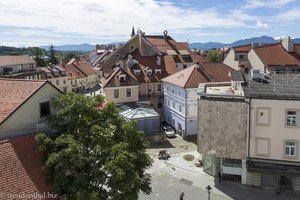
[218,170,222,184]
[179,191,185,200]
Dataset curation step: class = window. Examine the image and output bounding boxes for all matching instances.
[179,105,182,113]
[167,99,170,106]
[155,69,162,76]
[114,89,119,98]
[285,141,296,156]
[134,70,141,77]
[183,64,187,69]
[126,88,131,97]
[148,84,152,93]
[172,119,175,126]
[172,101,175,109]
[286,111,297,126]
[119,74,126,83]
[172,88,175,94]
[167,86,170,92]
[130,44,135,51]
[146,70,152,76]
[63,87,67,93]
[63,79,67,84]
[138,86,141,95]
[157,84,161,92]
[56,80,59,85]
[157,103,162,108]
[178,90,181,96]
[115,54,120,59]
[17,64,23,70]
[40,102,50,118]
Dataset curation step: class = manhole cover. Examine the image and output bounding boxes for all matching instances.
[179,178,193,185]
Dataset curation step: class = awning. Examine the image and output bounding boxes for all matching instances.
[247,159,300,175]
[179,50,190,55]
[166,50,178,55]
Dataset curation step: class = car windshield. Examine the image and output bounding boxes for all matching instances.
[165,128,173,132]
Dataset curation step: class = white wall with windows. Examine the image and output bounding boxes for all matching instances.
[163,82,198,135]
[250,99,300,161]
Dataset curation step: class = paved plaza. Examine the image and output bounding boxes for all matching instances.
[140,136,300,200]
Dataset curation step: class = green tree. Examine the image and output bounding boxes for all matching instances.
[34,47,46,67]
[49,44,58,65]
[207,50,223,63]
[36,93,152,200]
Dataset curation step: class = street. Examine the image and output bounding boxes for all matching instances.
[139,136,300,200]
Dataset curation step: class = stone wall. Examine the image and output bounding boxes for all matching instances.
[197,97,248,159]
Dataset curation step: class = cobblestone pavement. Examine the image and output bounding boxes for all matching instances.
[140,137,300,200]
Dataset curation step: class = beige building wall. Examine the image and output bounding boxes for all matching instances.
[248,49,265,72]
[250,99,300,161]
[104,86,139,104]
[0,84,61,139]
[223,50,239,70]
[48,76,68,93]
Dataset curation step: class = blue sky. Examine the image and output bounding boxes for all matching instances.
[0,0,299,46]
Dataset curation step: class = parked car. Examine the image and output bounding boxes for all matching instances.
[163,125,176,138]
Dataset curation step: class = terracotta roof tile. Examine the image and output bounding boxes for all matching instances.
[0,134,57,199]
[64,59,96,80]
[254,43,300,66]
[0,55,36,67]
[233,44,253,52]
[144,35,189,52]
[0,79,46,124]
[162,63,233,88]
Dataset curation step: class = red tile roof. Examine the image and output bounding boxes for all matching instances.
[0,79,47,124]
[162,63,233,88]
[102,67,138,87]
[253,43,300,66]
[0,55,36,67]
[233,44,253,53]
[0,134,57,199]
[64,58,96,80]
[144,35,189,53]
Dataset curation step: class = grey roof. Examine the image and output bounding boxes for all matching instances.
[231,71,245,82]
[118,103,160,120]
[242,73,300,100]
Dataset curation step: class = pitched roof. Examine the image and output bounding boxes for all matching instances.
[0,134,56,199]
[102,67,138,87]
[0,55,36,67]
[0,79,47,124]
[233,44,253,53]
[144,35,189,53]
[253,43,300,66]
[162,63,233,88]
[64,58,96,80]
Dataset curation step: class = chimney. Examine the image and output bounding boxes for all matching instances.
[281,36,294,52]
[163,30,168,41]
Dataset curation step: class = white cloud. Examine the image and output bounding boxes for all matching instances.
[0,0,255,45]
[255,19,268,28]
[276,7,300,22]
[244,0,296,9]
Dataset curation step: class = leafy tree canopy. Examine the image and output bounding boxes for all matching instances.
[207,50,223,63]
[36,93,152,200]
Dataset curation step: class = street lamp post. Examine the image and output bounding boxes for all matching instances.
[206,185,212,200]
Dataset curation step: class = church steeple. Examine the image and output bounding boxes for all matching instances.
[131,26,135,37]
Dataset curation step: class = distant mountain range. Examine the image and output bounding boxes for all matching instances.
[189,36,300,50]
[40,36,300,52]
[40,43,95,52]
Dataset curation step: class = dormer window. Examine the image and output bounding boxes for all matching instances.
[155,69,162,76]
[145,68,152,76]
[119,74,126,83]
[130,44,135,52]
[134,69,141,77]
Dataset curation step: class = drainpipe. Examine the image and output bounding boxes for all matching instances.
[247,98,252,159]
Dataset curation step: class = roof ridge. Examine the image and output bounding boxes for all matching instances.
[0,78,46,83]
[253,42,281,49]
